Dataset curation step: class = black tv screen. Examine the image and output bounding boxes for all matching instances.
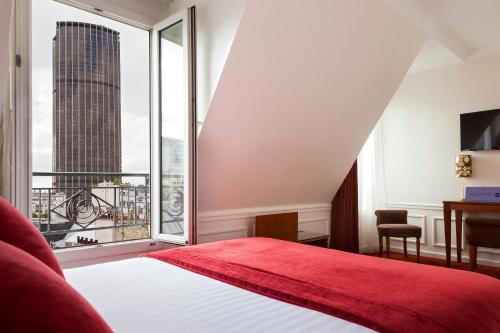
[460,109,500,151]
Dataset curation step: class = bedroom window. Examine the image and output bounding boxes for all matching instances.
[151,8,197,245]
[30,0,151,249]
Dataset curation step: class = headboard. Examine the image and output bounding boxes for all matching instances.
[255,212,298,242]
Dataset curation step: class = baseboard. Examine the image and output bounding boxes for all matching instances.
[390,245,500,268]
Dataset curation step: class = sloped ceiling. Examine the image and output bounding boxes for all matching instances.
[198,0,425,212]
[387,0,500,73]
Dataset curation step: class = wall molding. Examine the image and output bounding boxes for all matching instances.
[299,217,329,225]
[431,216,465,250]
[385,202,443,212]
[198,203,331,223]
[390,245,500,267]
[198,226,249,237]
[197,203,331,243]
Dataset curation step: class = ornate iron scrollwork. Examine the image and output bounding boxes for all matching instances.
[51,189,115,228]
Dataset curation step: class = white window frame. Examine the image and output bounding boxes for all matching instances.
[150,7,197,246]
[14,0,183,261]
[13,0,32,215]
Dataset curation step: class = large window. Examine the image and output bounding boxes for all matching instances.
[31,0,150,249]
[153,9,197,245]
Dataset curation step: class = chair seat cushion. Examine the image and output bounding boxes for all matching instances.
[377,224,422,238]
[466,218,500,248]
[465,217,500,227]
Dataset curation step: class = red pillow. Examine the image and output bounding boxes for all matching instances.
[0,196,64,277]
[0,240,113,332]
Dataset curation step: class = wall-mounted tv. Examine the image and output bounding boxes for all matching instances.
[460,109,500,151]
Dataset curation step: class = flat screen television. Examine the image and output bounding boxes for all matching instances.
[460,109,500,151]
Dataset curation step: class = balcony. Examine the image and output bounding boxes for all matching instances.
[32,172,184,249]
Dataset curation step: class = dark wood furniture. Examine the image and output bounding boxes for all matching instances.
[298,231,329,248]
[375,210,421,263]
[255,213,330,247]
[255,212,298,242]
[465,217,500,271]
[442,201,500,267]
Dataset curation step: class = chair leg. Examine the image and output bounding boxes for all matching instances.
[386,237,391,258]
[403,237,408,258]
[416,237,421,263]
[469,245,477,271]
[378,235,383,257]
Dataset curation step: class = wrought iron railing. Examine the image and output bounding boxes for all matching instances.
[32,172,152,249]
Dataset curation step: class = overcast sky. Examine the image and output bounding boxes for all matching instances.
[32,0,150,187]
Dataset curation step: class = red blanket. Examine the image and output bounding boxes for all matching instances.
[144,237,500,333]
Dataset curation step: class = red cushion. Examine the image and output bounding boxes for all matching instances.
[0,240,113,332]
[0,197,64,277]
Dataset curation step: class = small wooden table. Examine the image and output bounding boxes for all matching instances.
[298,231,330,248]
[443,200,500,267]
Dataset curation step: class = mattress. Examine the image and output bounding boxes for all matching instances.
[65,258,374,333]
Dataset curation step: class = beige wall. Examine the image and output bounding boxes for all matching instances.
[380,54,500,266]
[382,54,500,204]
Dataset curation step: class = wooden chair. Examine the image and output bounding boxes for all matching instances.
[255,212,298,242]
[466,217,500,271]
[375,210,421,263]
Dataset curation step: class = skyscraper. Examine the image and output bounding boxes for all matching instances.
[53,22,121,193]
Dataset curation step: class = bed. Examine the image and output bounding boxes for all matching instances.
[65,257,371,333]
[65,237,500,333]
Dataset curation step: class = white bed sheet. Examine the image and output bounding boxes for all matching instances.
[65,258,374,333]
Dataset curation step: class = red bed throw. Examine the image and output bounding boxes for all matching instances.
[144,237,500,333]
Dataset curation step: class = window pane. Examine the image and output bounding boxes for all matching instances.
[31,0,150,249]
[160,21,186,237]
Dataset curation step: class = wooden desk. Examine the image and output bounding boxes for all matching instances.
[443,201,500,267]
[298,231,330,248]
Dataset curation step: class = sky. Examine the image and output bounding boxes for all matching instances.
[31,0,150,187]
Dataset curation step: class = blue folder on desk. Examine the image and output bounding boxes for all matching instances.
[465,187,500,203]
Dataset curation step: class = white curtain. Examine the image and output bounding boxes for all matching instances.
[0,0,14,200]
[358,123,386,253]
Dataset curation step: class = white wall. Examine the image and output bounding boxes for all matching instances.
[166,0,246,121]
[198,0,425,214]
[198,204,331,244]
[381,54,500,266]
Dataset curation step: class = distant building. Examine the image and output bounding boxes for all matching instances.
[92,181,150,222]
[52,22,122,193]
[31,191,66,215]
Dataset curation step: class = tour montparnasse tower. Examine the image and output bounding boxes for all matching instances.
[53,22,121,194]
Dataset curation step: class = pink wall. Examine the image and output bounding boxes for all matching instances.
[198,0,425,212]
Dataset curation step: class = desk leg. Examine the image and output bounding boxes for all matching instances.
[455,210,462,263]
[444,204,452,267]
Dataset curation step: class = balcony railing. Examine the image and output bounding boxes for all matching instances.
[32,172,153,249]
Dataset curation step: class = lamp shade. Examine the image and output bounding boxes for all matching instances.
[456,155,472,177]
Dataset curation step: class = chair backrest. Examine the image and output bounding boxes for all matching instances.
[255,212,298,242]
[374,210,408,225]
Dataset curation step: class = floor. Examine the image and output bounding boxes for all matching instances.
[365,251,500,279]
